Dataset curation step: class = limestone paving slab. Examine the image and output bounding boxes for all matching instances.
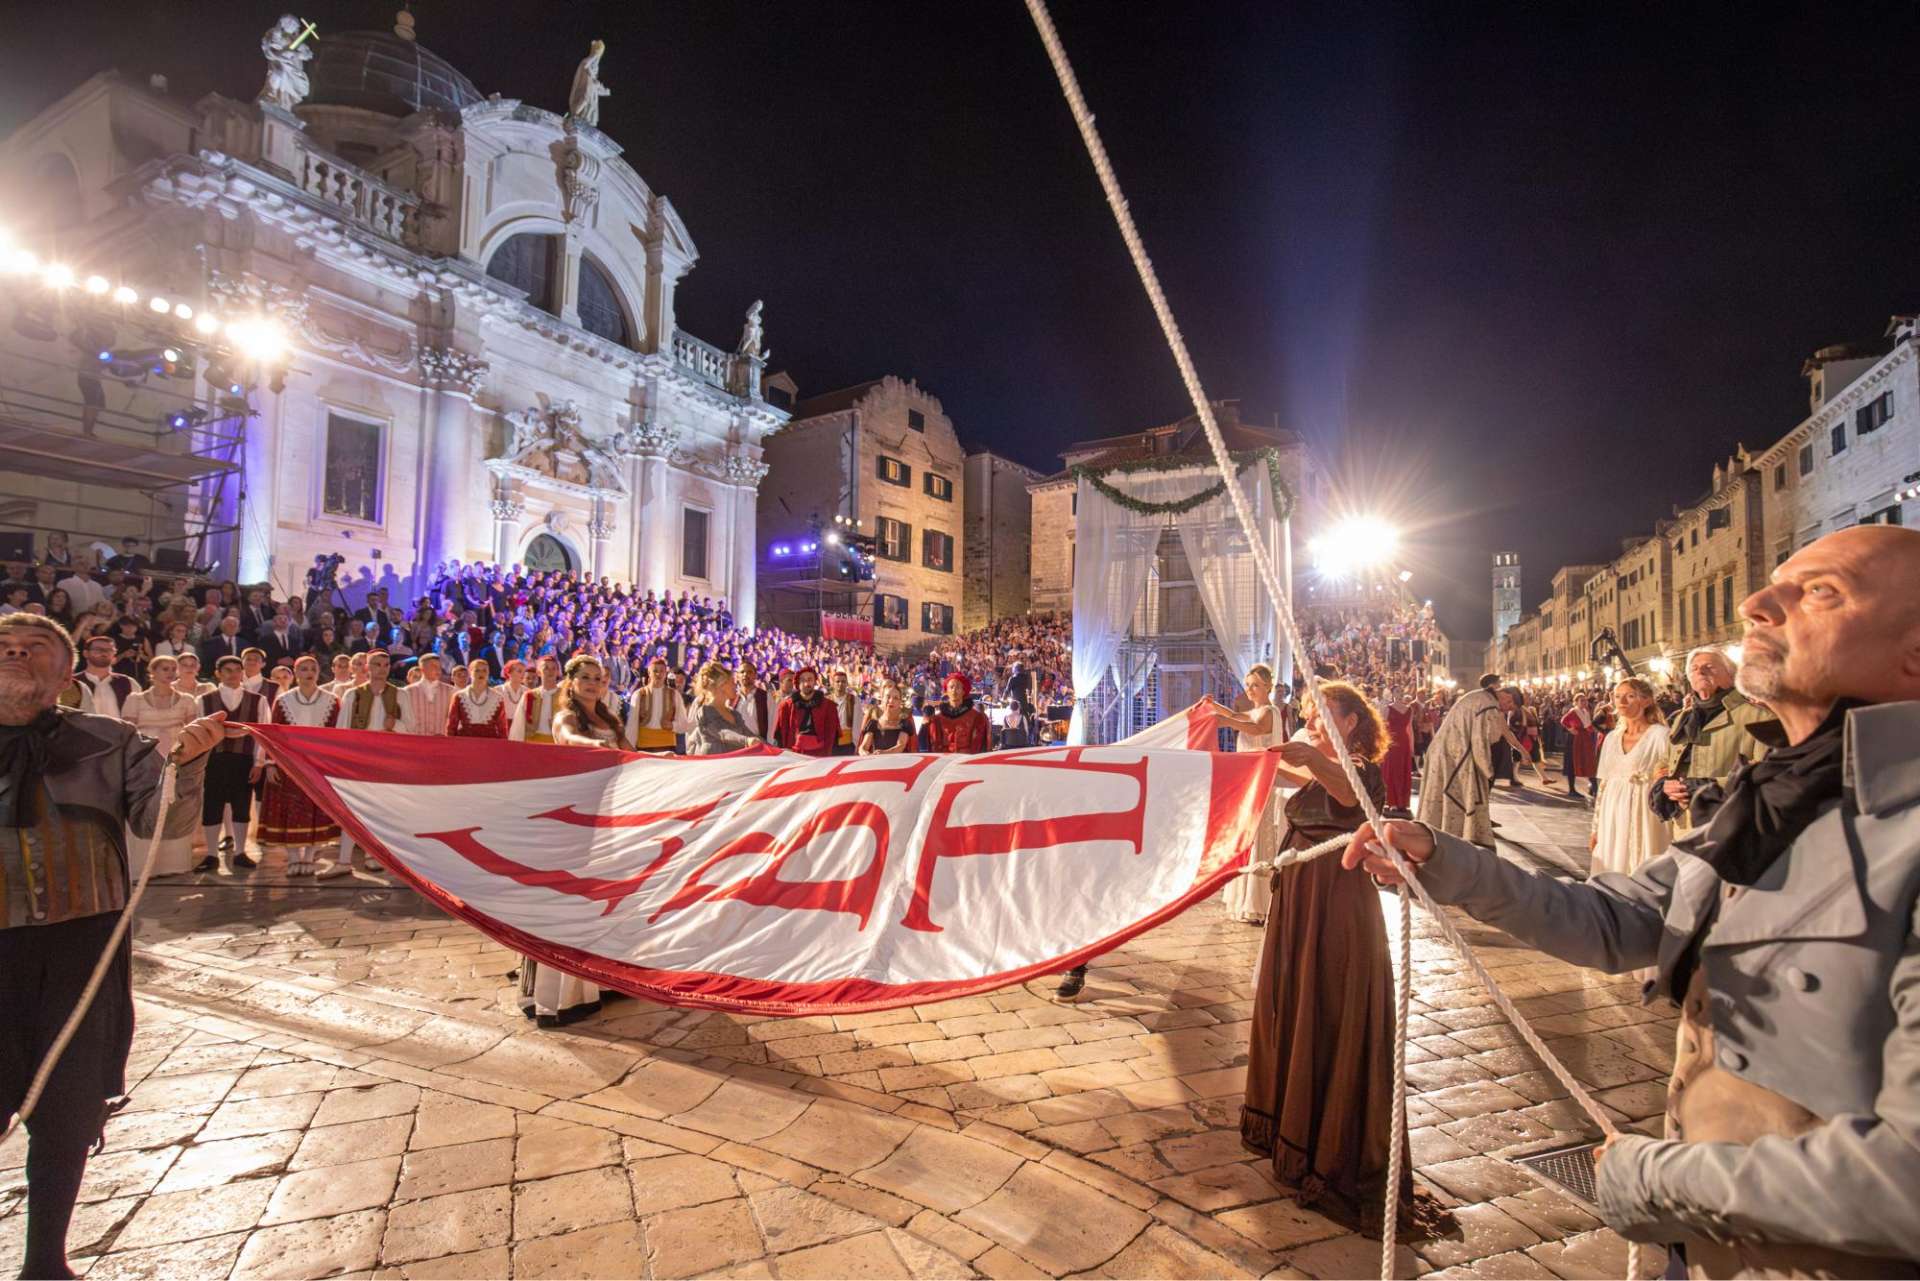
[0,784,1676,1280]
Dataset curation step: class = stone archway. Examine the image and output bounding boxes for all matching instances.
[523,531,577,573]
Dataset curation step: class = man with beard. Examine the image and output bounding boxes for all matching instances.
[1343,526,1920,1276]
[773,665,839,757]
[1,615,228,1279]
[925,672,990,754]
[1651,645,1769,835]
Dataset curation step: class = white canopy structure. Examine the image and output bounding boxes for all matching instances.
[1069,450,1293,743]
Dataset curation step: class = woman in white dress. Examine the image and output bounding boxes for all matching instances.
[121,655,198,877]
[1204,663,1282,925]
[517,655,631,1028]
[1589,676,1671,879]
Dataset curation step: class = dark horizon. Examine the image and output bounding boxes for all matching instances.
[4,1,1914,643]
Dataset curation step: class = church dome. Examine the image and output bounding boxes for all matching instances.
[305,30,484,117]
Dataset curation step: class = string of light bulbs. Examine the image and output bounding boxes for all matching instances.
[0,224,290,363]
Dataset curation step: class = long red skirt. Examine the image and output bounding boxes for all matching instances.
[257,773,340,846]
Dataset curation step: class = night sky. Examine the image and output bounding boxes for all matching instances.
[5,2,1916,642]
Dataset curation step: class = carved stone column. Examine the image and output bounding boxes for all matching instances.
[420,346,489,572]
[724,453,770,631]
[623,417,679,593]
[490,492,525,566]
[588,506,617,581]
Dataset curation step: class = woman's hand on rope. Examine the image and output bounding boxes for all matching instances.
[1341,819,1434,885]
[167,712,247,764]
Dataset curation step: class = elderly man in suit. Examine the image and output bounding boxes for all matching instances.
[1346,525,1920,1276]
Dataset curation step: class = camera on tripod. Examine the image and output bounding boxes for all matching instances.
[307,552,346,597]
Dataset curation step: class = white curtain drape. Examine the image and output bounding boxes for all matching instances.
[1175,466,1277,684]
[1071,469,1234,744]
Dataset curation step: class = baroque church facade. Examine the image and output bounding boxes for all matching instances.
[0,14,785,622]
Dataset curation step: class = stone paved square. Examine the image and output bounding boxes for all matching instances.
[0,782,1670,1278]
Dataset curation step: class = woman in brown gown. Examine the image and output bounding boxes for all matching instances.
[1240,680,1446,1235]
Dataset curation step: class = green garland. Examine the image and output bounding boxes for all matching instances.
[1072,448,1295,520]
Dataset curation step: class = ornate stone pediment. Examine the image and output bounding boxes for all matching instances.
[492,400,628,494]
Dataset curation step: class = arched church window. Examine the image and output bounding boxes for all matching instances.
[486,233,558,314]
[578,256,634,348]
[523,533,575,573]
[28,153,82,234]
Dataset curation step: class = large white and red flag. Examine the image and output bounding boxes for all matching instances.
[253,706,1270,1016]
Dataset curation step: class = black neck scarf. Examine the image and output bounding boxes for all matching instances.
[938,698,975,720]
[1687,699,1853,888]
[0,708,60,827]
[1672,690,1727,748]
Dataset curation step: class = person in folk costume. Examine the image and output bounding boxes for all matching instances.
[0,615,228,1281]
[624,654,688,753]
[74,634,138,721]
[1382,686,1417,814]
[1560,691,1602,799]
[316,650,405,880]
[508,655,563,743]
[925,672,990,754]
[519,655,630,1027]
[239,646,269,695]
[323,652,356,699]
[403,653,453,736]
[1588,677,1671,881]
[1241,681,1450,1237]
[194,656,268,875]
[826,668,860,756]
[773,666,840,757]
[120,654,199,877]
[1414,673,1524,848]
[1203,663,1283,926]
[498,657,529,717]
[258,656,341,875]
[447,658,509,738]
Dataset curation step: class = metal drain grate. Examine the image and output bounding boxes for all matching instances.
[1512,1141,1602,1210]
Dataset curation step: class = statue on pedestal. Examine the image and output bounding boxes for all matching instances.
[568,40,611,128]
[259,15,315,110]
[737,300,767,361]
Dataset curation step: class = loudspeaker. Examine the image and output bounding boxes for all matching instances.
[153,546,193,571]
[0,532,34,562]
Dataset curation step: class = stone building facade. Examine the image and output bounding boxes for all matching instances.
[962,450,1041,630]
[757,376,966,652]
[1497,316,1915,683]
[0,22,784,618]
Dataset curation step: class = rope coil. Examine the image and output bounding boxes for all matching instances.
[1020,5,1633,1273]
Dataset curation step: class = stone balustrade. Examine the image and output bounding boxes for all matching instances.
[671,328,733,389]
[296,145,420,246]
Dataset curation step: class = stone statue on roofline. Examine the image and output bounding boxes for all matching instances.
[568,40,611,128]
[737,300,767,361]
[259,14,314,110]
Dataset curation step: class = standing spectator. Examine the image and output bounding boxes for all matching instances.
[195,656,267,875]
[120,655,200,877]
[104,536,149,575]
[1204,664,1281,926]
[773,666,839,757]
[1560,692,1602,799]
[1416,675,1523,848]
[448,658,509,737]
[257,656,340,875]
[404,653,453,735]
[74,635,138,720]
[734,660,772,743]
[259,607,302,667]
[925,673,990,754]
[1589,678,1671,880]
[1382,687,1416,814]
[1652,645,1770,835]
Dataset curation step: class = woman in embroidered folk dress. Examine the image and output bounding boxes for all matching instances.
[1204,664,1282,925]
[1589,677,1670,879]
[1241,681,1448,1236]
[517,655,629,1028]
[121,655,199,876]
[447,659,508,737]
[258,656,341,875]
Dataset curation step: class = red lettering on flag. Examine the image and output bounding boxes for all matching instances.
[419,826,678,916]
[751,755,937,800]
[901,749,1151,933]
[650,801,892,928]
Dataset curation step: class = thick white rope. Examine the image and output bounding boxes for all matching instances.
[1,763,178,1143]
[1020,6,1629,1274]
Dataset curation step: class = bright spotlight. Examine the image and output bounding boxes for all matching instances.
[173,302,193,320]
[1,248,37,275]
[42,263,74,289]
[111,285,137,305]
[1397,569,1413,583]
[1309,516,1402,578]
[226,317,287,361]
[825,532,841,546]
[148,296,170,313]
[83,275,110,295]
[193,313,219,334]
